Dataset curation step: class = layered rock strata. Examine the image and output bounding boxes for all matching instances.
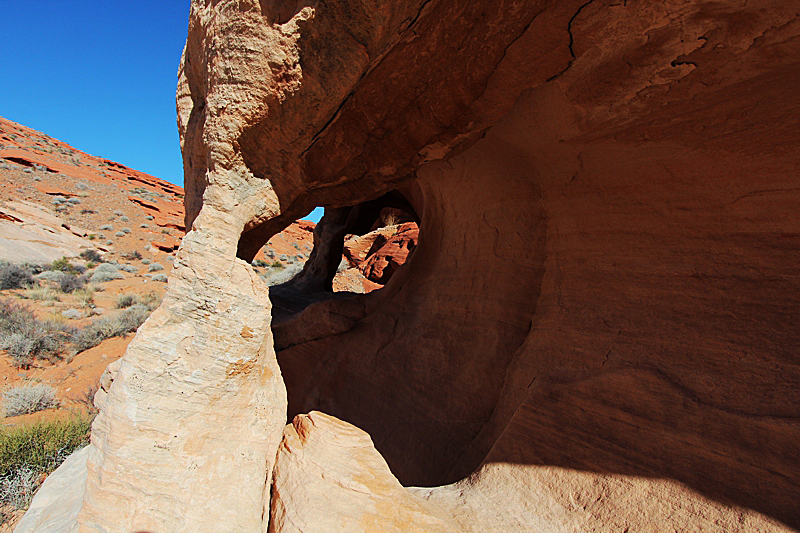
[19,0,800,531]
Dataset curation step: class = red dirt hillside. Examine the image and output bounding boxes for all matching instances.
[0,116,314,427]
[0,116,314,263]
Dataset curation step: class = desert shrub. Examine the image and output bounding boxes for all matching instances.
[79,249,103,263]
[72,304,150,353]
[2,385,58,417]
[87,234,96,241]
[0,263,35,290]
[114,231,125,237]
[139,224,149,228]
[93,263,118,274]
[61,309,82,320]
[270,261,284,269]
[0,300,73,367]
[141,259,151,265]
[145,215,154,220]
[0,416,91,474]
[89,271,123,283]
[22,286,59,302]
[48,257,73,273]
[33,270,65,284]
[80,209,96,215]
[139,291,160,309]
[119,264,137,274]
[279,254,288,261]
[121,250,142,261]
[0,415,92,514]
[66,198,81,205]
[151,274,168,283]
[121,228,131,234]
[89,264,123,283]
[58,273,86,294]
[21,263,46,276]
[148,263,164,272]
[113,210,124,217]
[115,293,137,309]
[119,216,129,222]
[74,287,94,309]
[0,463,39,514]
[51,196,65,205]
[261,263,303,287]
[252,259,269,268]
[99,224,113,231]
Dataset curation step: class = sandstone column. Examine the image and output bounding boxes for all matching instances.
[73,205,286,532]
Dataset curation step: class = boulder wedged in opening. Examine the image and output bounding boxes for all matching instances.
[270,411,459,533]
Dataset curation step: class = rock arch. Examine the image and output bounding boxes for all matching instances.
[17,1,800,531]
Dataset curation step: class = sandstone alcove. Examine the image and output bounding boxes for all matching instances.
[16,1,800,531]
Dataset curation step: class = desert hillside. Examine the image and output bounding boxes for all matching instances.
[0,116,321,417]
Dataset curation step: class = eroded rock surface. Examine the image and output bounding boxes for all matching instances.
[0,201,96,263]
[270,412,458,533]
[20,0,800,531]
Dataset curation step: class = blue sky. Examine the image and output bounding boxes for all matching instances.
[1,1,189,186]
[0,1,323,222]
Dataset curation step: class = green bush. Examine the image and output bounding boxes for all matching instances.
[48,257,73,272]
[0,415,92,515]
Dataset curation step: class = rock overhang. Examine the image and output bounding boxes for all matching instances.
[174,0,800,525]
[17,1,800,531]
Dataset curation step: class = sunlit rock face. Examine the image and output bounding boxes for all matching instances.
[18,1,800,531]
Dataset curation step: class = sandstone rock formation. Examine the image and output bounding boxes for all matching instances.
[343,222,418,286]
[19,0,800,531]
[270,411,458,533]
[0,201,96,263]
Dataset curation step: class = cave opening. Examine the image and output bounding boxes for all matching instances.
[333,204,418,293]
[263,190,420,323]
